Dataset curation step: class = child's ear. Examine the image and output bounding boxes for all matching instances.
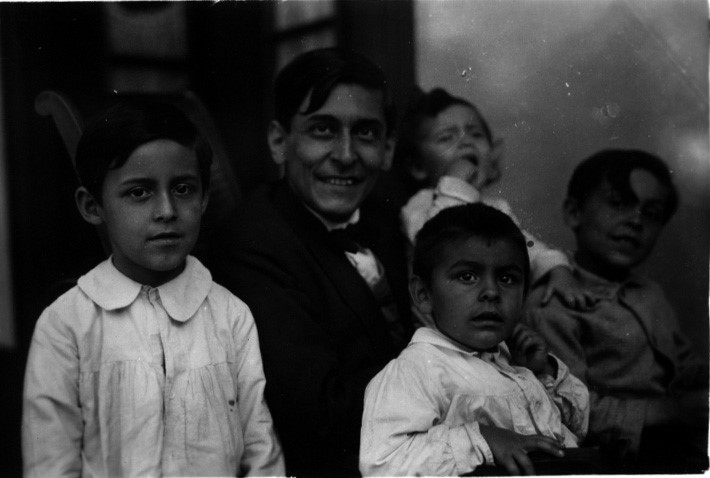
[563,197,581,230]
[75,187,104,226]
[409,275,433,315]
[267,120,288,166]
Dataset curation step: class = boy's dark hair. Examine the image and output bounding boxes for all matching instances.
[75,100,212,203]
[273,47,395,134]
[413,203,530,291]
[395,87,497,184]
[567,149,678,222]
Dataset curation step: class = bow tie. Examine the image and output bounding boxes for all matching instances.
[329,224,362,253]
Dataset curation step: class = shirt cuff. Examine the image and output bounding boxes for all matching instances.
[450,421,495,473]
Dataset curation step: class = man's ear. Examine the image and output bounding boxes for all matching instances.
[563,197,581,230]
[407,163,428,182]
[267,120,289,166]
[409,275,433,316]
[75,187,104,226]
[381,136,395,171]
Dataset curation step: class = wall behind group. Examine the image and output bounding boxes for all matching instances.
[415,0,709,355]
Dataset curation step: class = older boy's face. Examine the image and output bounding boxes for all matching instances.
[414,236,526,352]
[97,139,207,286]
[270,84,393,223]
[566,168,669,280]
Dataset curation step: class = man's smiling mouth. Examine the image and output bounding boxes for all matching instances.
[319,176,363,186]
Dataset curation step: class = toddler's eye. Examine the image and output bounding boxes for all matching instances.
[435,132,455,143]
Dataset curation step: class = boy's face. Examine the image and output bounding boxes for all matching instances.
[565,168,669,280]
[411,235,527,352]
[417,104,493,186]
[269,83,394,223]
[85,139,207,286]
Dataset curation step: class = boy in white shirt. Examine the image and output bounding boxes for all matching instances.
[22,101,284,477]
[360,202,589,476]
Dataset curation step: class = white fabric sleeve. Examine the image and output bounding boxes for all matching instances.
[230,297,286,476]
[484,197,570,284]
[22,308,83,478]
[360,357,494,476]
[400,177,482,246]
[543,354,590,442]
[400,189,436,245]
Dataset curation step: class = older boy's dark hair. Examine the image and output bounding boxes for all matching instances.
[567,149,678,222]
[273,47,395,134]
[412,203,530,291]
[75,100,212,203]
[395,87,497,184]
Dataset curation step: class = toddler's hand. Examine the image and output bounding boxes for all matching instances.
[479,424,565,475]
[444,159,483,186]
[541,266,598,310]
[507,324,555,376]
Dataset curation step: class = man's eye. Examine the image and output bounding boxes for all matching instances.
[355,126,379,141]
[310,123,335,137]
[174,183,195,196]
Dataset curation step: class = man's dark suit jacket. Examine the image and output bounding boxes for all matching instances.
[210,180,412,477]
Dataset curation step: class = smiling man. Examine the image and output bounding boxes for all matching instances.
[211,48,413,477]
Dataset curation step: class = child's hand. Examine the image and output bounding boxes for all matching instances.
[507,324,555,376]
[479,424,565,475]
[541,266,598,310]
[444,159,485,187]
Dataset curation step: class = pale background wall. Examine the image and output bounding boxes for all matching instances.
[415,0,709,355]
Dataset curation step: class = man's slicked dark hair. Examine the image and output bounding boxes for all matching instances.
[273,47,395,134]
[567,149,678,223]
[412,203,530,291]
[75,99,212,203]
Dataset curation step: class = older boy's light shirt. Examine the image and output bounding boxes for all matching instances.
[22,256,284,478]
[360,327,589,477]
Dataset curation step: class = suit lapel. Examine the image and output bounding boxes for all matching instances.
[271,182,395,350]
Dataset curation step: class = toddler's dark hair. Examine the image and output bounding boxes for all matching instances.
[567,149,678,223]
[413,203,530,291]
[395,87,498,185]
[273,47,395,134]
[75,100,212,203]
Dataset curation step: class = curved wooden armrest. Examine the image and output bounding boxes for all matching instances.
[34,90,84,166]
